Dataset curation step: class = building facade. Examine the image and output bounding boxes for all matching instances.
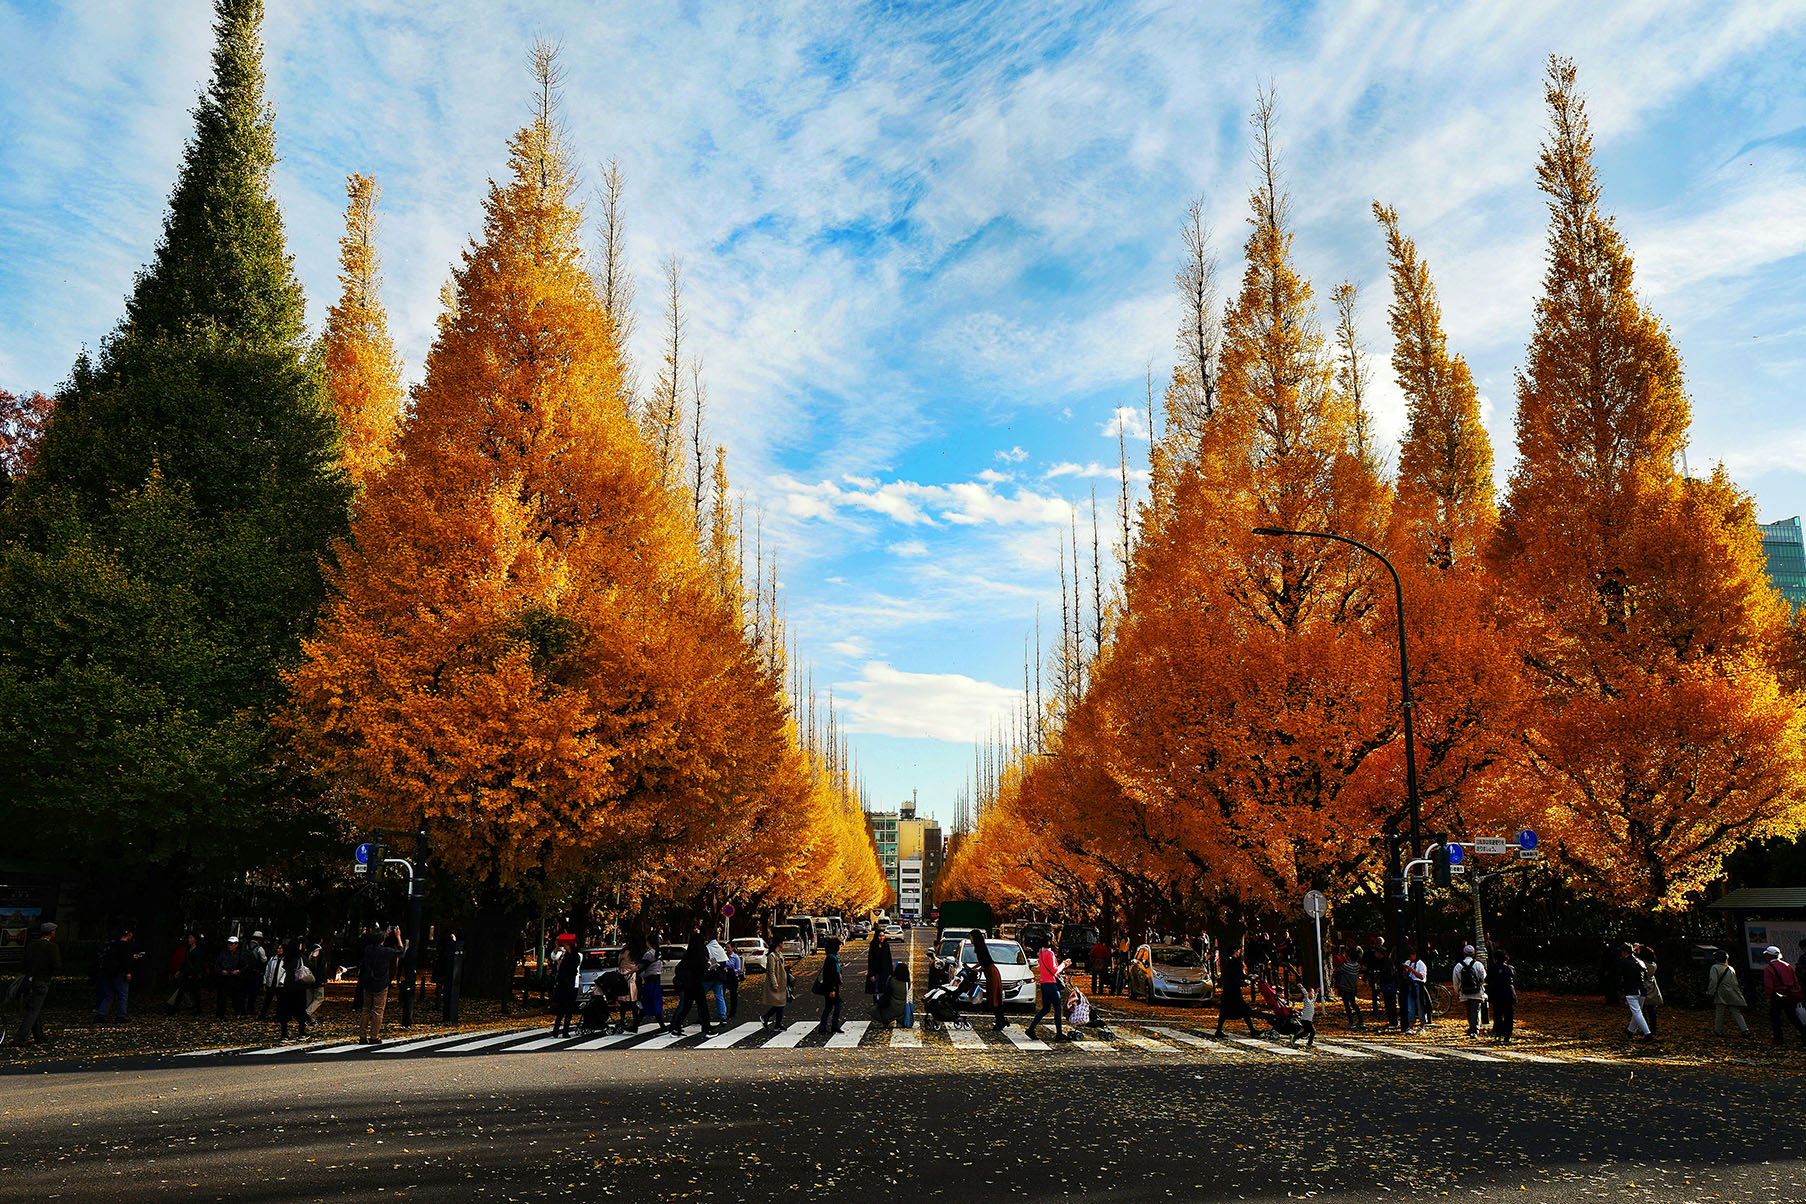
[1759,516,1806,612]
[895,798,943,917]
[866,808,899,909]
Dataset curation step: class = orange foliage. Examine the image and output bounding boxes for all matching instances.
[322,174,402,489]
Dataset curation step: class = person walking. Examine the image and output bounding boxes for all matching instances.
[1453,945,1487,1038]
[703,929,731,1026]
[1761,946,1806,1045]
[92,927,141,1023]
[1615,942,1653,1042]
[893,955,914,1029]
[1334,946,1364,1030]
[275,940,314,1041]
[1111,935,1131,995]
[1403,947,1429,1034]
[723,939,743,1020]
[245,932,272,1018]
[866,932,894,1026]
[302,941,327,1023]
[970,929,1005,1031]
[358,926,407,1044]
[435,931,464,1023]
[637,937,665,1032]
[1705,950,1748,1038]
[1025,944,1072,1042]
[815,937,845,1035]
[1637,944,1663,1037]
[1089,937,1110,995]
[1290,987,1318,1048]
[7,922,60,1048]
[1489,949,1517,1042]
[550,945,583,1037]
[669,931,713,1037]
[256,934,285,1021]
[761,944,792,1031]
[214,935,248,1019]
[1213,950,1258,1038]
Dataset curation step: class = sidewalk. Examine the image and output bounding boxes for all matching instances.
[1091,987,1806,1072]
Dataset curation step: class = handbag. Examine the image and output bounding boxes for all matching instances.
[811,978,826,996]
[293,962,317,988]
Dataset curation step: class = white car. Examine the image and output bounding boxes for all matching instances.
[732,937,769,975]
[573,947,623,994]
[657,944,688,991]
[1126,943,1216,1004]
[957,938,1034,1009]
[771,924,809,958]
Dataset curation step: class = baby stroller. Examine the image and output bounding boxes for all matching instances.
[581,969,637,1034]
[1256,977,1301,1038]
[923,963,980,1030]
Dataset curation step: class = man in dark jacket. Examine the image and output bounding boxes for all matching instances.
[8,922,61,1046]
[214,936,248,1018]
[668,932,713,1036]
[92,927,141,1023]
[435,933,464,1023]
[866,932,894,1020]
[1489,948,1518,1042]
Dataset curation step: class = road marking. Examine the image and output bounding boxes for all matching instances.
[825,1020,870,1049]
[890,1026,923,1048]
[947,1025,988,1048]
[1490,1049,1566,1064]
[177,1045,256,1057]
[309,1042,379,1055]
[699,1022,764,1049]
[240,1040,339,1056]
[1437,1048,1507,1062]
[568,1030,642,1050]
[625,1030,689,1050]
[1308,1041,1376,1058]
[439,1027,548,1053]
[1072,1033,1120,1052]
[1001,1026,1051,1050]
[376,1033,485,1054]
[1115,1030,1176,1052]
[1141,1026,1227,1050]
[761,1023,813,1049]
[1227,1035,1308,1056]
[1360,1043,1438,1060]
[505,1033,585,1052]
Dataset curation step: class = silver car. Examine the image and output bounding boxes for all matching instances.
[1126,943,1216,1004]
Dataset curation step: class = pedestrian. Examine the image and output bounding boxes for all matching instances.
[550,945,583,1037]
[866,931,894,1026]
[723,938,743,1020]
[303,941,327,1022]
[1334,946,1364,1030]
[1704,950,1748,1038]
[814,936,845,1035]
[7,922,61,1047]
[256,934,285,1021]
[1453,944,1487,1038]
[762,943,792,1031]
[276,940,313,1041]
[1213,950,1258,1038]
[969,929,1005,1031]
[703,928,731,1024]
[1112,935,1131,995]
[214,935,248,1018]
[1289,986,1318,1048]
[246,931,272,1017]
[1403,946,1429,1033]
[1637,944,1663,1037]
[893,955,913,1029]
[435,931,463,1023]
[358,925,407,1044]
[1025,943,1072,1041]
[1489,949,1517,1042]
[1615,942,1653,1042]
[637,936,665,1031]
[1089,936,1110,995]
[92,927,141,1023]
[669,931,713,1036]
[1761,945,1806,1045]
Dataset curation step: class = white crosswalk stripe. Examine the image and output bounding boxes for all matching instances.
[240,1040,339,1056]
[761,1023,813,1049]
[1227,1035,1309,1056]
[439,1027,548,1053]
[505,1033,585,1052]
[825,1020,870,1049]
[1309,1041,1376,1058]
[1492,1049,1566,1064]
[1142,1026,1236,1052]
[568,1030,642,1050]
[1437,1048,1508,1062]
[890,1026,923,1048]
[947,1025,987,1048]
[1115,1030,1176,1052]
[1362,1042,1439,1060]
[377,1033,484,1055]
[1001,1025,1050,1050]
[626,1030,689,1050]
[698,1022,765,1049]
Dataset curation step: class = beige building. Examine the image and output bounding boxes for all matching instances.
[895,797,943,917]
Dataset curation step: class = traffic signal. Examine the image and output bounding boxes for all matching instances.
[1431,834,1452,888]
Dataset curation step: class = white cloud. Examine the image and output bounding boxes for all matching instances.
[1100,406,1150,440]
[996,446,1029,463]
[838,662,1024,743]
[771,472,1078,529]
[889,539,929,558]
[976,467,1013,484]
[828,637,870,658]
[1043,461,1151,483]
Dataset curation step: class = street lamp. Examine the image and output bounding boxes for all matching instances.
[1251,526,1424,994]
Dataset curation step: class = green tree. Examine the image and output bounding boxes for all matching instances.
[0,0,349,901]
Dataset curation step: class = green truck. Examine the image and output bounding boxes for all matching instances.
[934,899,995,940]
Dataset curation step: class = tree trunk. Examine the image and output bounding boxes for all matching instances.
[463,896,526,1000]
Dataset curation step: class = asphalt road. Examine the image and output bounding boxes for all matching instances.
[5,935,1804,1202]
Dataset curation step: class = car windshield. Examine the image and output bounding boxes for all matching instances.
[1062,928,1099,946]
[961,940,1027,966]
[660,946,686,961]
[772,926,799,942]
[1153,947,1203,968]
[731,939,762,950]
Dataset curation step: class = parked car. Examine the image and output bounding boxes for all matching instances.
[658,944,688,991]
[787,916,818,951]
[957,938,1034,1008]
[1126,943,1215,1005]
[1018,922,1055,955]
[1058,925,1102,967]
[732,937,769,975]
[772,925,809,958]
[937,933,967,961]
[574,947,623,994]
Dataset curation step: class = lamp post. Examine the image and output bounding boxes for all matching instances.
[1251,526,1423,994]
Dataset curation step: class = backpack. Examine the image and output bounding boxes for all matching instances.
[1458,959,1483,995]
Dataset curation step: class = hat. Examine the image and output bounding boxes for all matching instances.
[227,935,241,943]
[1463,944,1475,954]
[39,921,58,935]
[1764,945,1782,957]
[251,930,264,939]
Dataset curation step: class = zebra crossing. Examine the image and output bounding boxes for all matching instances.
[208,1020,1596,1067]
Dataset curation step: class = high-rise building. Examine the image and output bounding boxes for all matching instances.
[895,795,942,917]
[866,808,899,908]
[1759,517,1806,612]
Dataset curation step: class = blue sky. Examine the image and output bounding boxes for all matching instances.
[4,1,1805,824]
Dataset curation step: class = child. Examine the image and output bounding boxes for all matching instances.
[1290,987,1318,1048]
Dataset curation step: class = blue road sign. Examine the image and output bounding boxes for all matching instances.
[355,842,373,865]
[1446,843,1464,865]
[722,903,735,918]
[1517,828,1538,851]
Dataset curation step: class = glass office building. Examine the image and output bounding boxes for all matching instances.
[1759,517,1806,612]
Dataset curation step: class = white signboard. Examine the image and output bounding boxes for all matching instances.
[1474,837,1508,855]
[1303,890,1328,918]
[1745,919,1806,969]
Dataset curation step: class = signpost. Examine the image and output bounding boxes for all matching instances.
[722,901,735,943]
[1474,836,1508,855]
[1516,828,1540,860]
[1303,890,1329,993]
